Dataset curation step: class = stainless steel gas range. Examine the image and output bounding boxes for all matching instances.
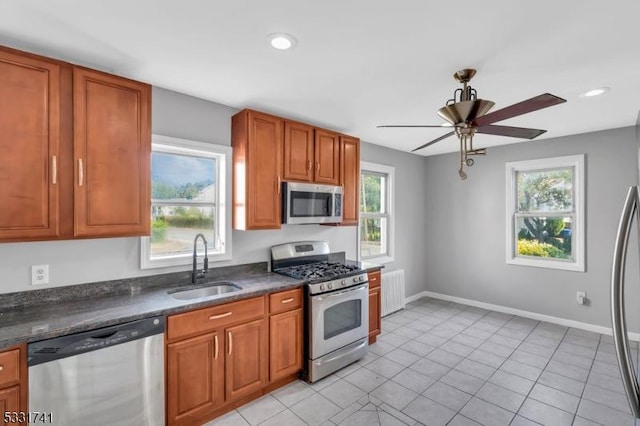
[271,241,369,383]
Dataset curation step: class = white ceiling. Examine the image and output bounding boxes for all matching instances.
[1,0,639,155]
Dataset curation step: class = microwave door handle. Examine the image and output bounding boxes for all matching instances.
[611,185,640,417]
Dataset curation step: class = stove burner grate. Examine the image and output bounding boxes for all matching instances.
[276,262,361,281]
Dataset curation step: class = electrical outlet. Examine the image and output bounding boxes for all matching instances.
[576,290,586,305]
[31,264,49,285]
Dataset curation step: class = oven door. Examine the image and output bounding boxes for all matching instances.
[310,283,369,359]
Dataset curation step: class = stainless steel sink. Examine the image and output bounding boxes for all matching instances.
[169,281,242,300]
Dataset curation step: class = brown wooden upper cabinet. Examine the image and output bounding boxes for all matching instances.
[73,68,151,237]
[340,135,360,226]
[0,46,151,242]
[0,49,62,241]
[314,129,341,185]
[233,108,360,229]
[283,120,314,182]
[232,109,283,230]
[283,121,341,186]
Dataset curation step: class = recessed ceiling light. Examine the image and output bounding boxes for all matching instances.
[268,33,297,50]
[580,87,611,98]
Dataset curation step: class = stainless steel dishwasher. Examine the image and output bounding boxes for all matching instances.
[28,316,164,426]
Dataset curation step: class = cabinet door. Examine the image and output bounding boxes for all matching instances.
[225,318,267,401]
[340,136,360,225]
[0,386,21,426]
[368,288,381,344]
[269,308,303,382]
[73,67,151,237]
[283,121,314,182]
[0,49,60,240]
[167,333,223,425]
[314,129,340,185]
[234,110,282,230]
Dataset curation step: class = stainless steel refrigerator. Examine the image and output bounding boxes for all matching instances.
[611,111,640,421]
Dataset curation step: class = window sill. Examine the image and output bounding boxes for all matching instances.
[362,255,394,265]
[507,257,584,272]
[141,252,232,270]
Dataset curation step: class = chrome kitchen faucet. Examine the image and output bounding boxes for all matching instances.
[192,233,209,284]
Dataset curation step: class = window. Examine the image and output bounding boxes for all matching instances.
[506,154,584,271]
[141,135,232,269]
[359,161,394,263]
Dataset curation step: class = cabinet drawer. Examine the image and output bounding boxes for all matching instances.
[368,271,381,289]
[0,349,20,388]
[168,296,265,341]
[269,288,303,314]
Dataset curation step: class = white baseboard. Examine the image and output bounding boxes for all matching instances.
[406,290,640,342]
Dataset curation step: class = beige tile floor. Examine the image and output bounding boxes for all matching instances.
[206,296,638,426]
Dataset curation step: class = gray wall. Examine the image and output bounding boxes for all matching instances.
[423,126,640,329]
[0,87,356,293]
[360,143,430,299]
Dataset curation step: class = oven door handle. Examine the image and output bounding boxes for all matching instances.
[314,284,368,301]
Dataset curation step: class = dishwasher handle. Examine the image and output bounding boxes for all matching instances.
[28,315,165,366]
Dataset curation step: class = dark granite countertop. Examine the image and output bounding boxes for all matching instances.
[0,259,384,351]
[356,260,384,272]
[0,262,303,350]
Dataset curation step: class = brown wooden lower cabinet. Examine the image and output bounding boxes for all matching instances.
[166,332,224,425]
[225,318,267,401]
[269,308,303,381]
[0,345,27,426]
[368,270,382,343]
[166,291,303,426]
[0,386,20,426]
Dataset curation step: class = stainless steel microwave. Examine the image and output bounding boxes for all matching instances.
[282,182,343,224]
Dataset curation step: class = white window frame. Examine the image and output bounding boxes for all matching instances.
[141,134,232,269]
[358,161,395,264]
[505,154,585,272]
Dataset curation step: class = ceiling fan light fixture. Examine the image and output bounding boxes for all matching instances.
[581,87,610,98]
[268,33,297,50]
[437,99,495,125]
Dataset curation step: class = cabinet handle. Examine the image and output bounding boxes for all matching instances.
[214,335,219,360]
[209,312,231,320]
[277,176,281,194]
[315,162,320,172]
[228,331,232,355]
[78,158,84,187]
[51,155,57,185]
[307,160,312,171]
[281,297,295,304]
[0,365,3,371]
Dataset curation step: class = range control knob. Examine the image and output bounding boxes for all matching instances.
[320,284,326,291]
[328,283,333,289]
[353,277,358,283]
[341,280,347,286]
[359,276,365,282]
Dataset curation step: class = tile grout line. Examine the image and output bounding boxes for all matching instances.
[269,299,622,426]
[511,323,571,425]
[401,299,532,424]
[451,305,543,425]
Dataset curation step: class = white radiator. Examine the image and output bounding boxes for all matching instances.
[381,270,405,316]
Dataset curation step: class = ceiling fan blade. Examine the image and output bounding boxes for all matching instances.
[377,124,455,128]
[473,93,566,127]
[411,131,455,152]
[476,125,547,139]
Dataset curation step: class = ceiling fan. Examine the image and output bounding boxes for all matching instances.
[378,69,567,179]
